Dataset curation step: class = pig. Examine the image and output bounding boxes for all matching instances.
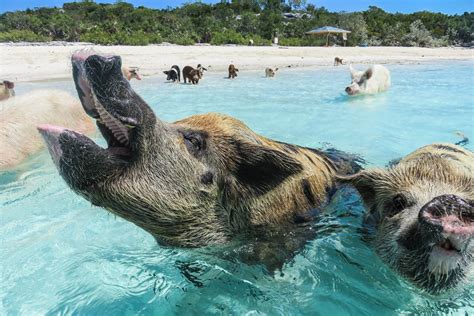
[121,66,141,81]
[182,65,202,84]
[345,64,391,95]
[38,51,362,254]
[334,57,344,66]
[163,65,180,83]
[228,64,239,79]
[338,143,473,294]
[0,80,15,101]
[265,67,279,78]
[0,89,95,170]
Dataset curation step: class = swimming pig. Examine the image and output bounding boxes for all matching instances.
[345,64,391,95]
[38,51,361,250]
[1,89,95,170]
[228,64,238,79]
[339,144,473,294]
[265,67,278,78]
[164,65,180,83]
[182,65,202,84]
[0,80,15,101]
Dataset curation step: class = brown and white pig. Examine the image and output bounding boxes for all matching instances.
[182,65,202,84]
[38,51,362,256]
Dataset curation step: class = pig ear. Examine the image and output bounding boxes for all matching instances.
[233,142,303,195]
[337,169,386,209]
[361,68,373,81]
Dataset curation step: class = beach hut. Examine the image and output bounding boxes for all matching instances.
[305,26,351,46]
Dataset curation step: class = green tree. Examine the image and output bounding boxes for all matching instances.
[338,13,368,45]
[403,19,434,47]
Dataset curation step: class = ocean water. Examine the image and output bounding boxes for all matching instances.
[1,61,473,315]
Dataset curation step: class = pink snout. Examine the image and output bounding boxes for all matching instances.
[424,214,474,236]
[420,195,474,236]
[37,124,69,166]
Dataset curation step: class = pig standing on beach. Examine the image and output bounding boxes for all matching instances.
[228,64,239,79]
[345,64,391,95]
[334,57,344,66]
[164,65,180,83]
[182,66,202,84]
[0,80,15,101]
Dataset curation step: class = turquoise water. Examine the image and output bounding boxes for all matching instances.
[1,61,473,315]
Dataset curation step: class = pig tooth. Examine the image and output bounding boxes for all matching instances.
[93,95,129,145]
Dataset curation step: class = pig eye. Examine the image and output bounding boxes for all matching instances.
[184,136,201,151]
[182,132,205,155]
[387,194,410,217]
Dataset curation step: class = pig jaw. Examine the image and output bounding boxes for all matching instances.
[376,189,473,294]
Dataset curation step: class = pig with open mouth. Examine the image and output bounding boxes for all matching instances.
[38,51,361,255]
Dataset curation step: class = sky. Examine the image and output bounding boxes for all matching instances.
[0,0,472,15]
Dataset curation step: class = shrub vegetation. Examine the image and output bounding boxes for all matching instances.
[0,1,471,46]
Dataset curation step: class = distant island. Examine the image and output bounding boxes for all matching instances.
[0,1,472,47]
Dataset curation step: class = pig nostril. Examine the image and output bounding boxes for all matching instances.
[345,87,351,93]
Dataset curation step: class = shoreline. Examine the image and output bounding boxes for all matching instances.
[1,44,472,83]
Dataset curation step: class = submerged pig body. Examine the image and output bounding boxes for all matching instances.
[346,64,391,95]
[39,52,361,250]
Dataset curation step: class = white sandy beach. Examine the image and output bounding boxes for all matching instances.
[0,43,472,82]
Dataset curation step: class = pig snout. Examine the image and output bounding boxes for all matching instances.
[419,195,474,237]
[345,85,358,95]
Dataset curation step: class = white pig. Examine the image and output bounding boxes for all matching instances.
[345,64,391,95]
[0,89,95,170]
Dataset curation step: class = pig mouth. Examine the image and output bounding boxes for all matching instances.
[80,52,146,158]
[423,198,474,271]
[38,50,142,164]
[390,232,472,294]
[426,211,472,276]
[389,197,473,294]
[74,50,137,156]
[436,237,461,253]
[427,232,473,275]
